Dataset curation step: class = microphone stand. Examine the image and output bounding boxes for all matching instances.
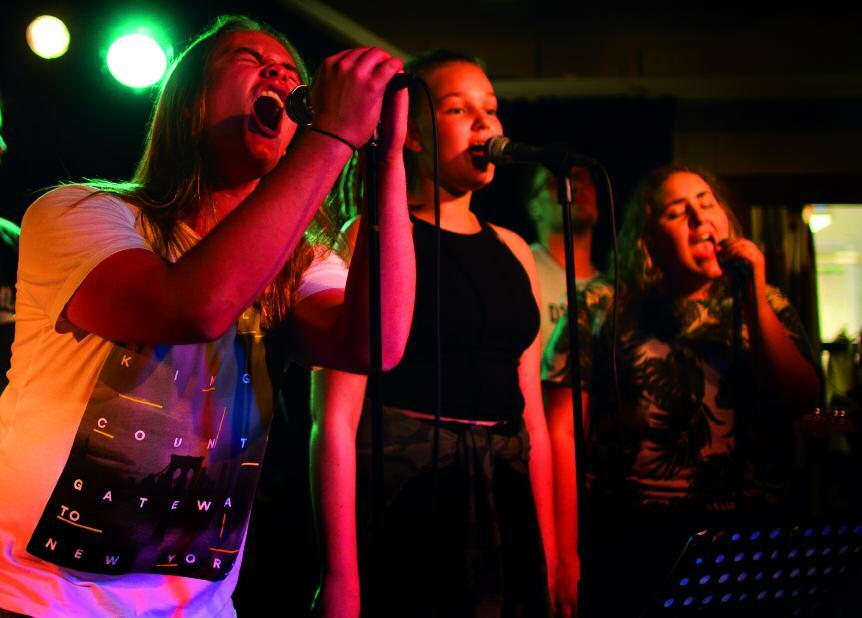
[559,171,590,618]
[365,127,385,613]
[730,277,750,510]
[728,268,761,508]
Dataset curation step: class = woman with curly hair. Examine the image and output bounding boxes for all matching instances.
[543,163,820,617]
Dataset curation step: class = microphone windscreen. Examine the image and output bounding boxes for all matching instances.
[285,85,313,125]
[484,136,510,164]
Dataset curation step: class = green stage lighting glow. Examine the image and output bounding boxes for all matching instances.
[106,33,167,89]
[26,15,71,60]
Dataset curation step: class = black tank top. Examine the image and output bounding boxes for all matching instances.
[381,215,540,422]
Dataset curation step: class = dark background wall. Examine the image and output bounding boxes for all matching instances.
[3,3,862,226]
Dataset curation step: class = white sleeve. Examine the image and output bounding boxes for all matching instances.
[18,185,153,328]
[294,249,348,304]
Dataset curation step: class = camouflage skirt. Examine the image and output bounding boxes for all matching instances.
[357,406,550,618]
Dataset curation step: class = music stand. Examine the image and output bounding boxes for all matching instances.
[644,518,862,617]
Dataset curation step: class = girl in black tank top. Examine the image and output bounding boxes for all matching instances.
[381,214,539,422]
[311,52,555,617]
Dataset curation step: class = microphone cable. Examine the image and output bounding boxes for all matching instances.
[410,76,444,519]
[423,76,444,618]
[594,165,624,451]
[564,161,619,618]
[564,161,623,453]
[395,75,443,616]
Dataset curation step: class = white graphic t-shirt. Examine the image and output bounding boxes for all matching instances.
[531,243,596,351]
[0,186,346,616]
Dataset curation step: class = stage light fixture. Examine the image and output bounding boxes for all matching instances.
[106,32,168,89]
[26,15,71,60]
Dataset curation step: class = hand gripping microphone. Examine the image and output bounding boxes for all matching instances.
[285,73,416,125]
[483,136,599,173]
[717,238,753,282]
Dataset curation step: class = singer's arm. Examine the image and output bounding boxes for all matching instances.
[718,238,820,409]
[65,129,360,346]
[493,225,558,602]
[546,383,585,618]
[543,300,593,618]
[289,88,415,372]
[64,48,406,349]
[310,368,367,618]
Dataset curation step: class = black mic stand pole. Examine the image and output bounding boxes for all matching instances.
[559,171,590,618]
[365,127,386,613]
[729,268,762,508]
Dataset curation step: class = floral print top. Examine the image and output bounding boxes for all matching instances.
[542,279,818,510]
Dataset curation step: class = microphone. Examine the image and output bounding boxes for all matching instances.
[717,239,753,282]
[483,136,599,172]
[285,73,416,125]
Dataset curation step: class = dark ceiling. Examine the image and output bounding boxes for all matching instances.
[1,2,860,226]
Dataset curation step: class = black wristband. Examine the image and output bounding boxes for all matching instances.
[309,126,358,152]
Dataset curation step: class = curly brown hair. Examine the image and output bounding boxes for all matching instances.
[618,163,742,295]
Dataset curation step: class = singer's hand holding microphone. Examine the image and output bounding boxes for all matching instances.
[716,237,767,302]
[300,47,407,154]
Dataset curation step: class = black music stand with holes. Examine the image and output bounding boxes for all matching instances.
[642,518,862,617]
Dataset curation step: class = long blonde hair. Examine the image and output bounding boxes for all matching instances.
[86,15,354,327]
